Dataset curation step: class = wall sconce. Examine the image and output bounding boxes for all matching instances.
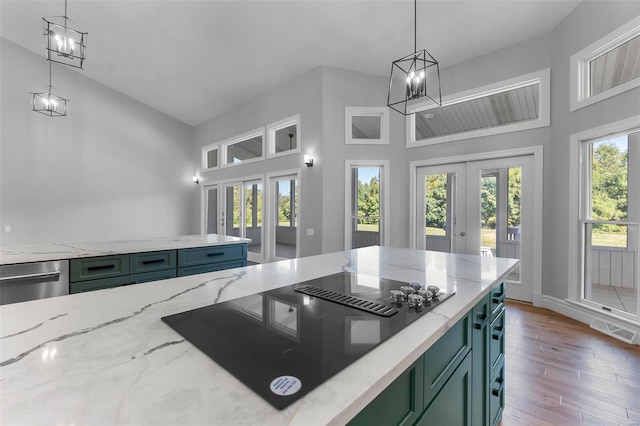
[303,155,314,167]
[193,176,200,184]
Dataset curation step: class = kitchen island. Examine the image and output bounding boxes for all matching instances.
[0,234,250,265]
[0,246,518,425]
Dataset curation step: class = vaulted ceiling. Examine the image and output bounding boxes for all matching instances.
[0,0,581,126]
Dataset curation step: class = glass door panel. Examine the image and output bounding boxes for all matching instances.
[467,156,533,302]
[416,164,467,253]
[204,185,218,234]
[274,178,298,260]
[224,184,242,237]
[351,167,381,249]
[245,181,263,257]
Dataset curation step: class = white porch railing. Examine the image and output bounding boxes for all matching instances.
[590,246,638,289]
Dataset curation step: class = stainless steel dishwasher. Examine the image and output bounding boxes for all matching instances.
[0,260,69,305]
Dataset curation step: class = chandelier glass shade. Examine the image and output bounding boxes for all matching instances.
[387,0,442,116]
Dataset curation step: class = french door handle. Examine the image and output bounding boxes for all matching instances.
[455,231,466,237]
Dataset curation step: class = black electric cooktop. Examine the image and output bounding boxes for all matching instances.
[161,272,455,410]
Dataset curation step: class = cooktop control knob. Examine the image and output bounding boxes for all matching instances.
[400,286,414,296]
[407,294,424,309]
[409,282,423,292]
[390,290,405,303]
[427,285,440,296]
[417,288,431,303]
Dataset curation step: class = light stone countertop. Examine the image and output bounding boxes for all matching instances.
[0,246,518,426]
[0,234,251,265]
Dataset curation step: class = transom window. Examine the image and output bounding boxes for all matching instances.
[201,143,219,171]
[267,115,300,158]
[570,16,640,111]
[407,69,550,147]
[221,129,264,167]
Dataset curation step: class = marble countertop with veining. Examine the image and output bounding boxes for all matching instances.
[0,234,251,265]
[0,246,518,426]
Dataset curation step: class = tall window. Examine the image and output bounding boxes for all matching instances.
[582,131,639,319]
[345,161,389,250]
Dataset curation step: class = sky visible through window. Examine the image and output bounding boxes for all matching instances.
[358,167,379,184]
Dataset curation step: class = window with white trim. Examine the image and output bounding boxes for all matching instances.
[570,16,640,112]
[267,115,300,158]
[344,160,389,250]
[345,107,389,145]
[202,143,219,171]
[221,128,264,167]
[407,69,550,147]
[580,129,639,320]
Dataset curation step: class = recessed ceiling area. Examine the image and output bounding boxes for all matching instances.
[0,0,581,126]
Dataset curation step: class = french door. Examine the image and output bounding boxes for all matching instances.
[267,172,300,261]
[415,155,535,302]
[222,178,263,263]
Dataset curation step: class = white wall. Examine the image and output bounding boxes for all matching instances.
[0,38,197,245]
[545,1,640,299]
[193,67,324,257]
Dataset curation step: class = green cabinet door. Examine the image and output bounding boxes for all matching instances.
[348,357,424,426]
[423,312,471,405]
[416,351,473,426]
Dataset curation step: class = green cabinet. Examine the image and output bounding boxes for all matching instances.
[70,244,247,294]
[177,244,247,275]
[472,282,506,426]
[348,358,424,426]
[416,352,472,426]
[348,283,506,426]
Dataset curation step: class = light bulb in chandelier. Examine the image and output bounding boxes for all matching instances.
[405,69,427,100]
[52,32,75,57]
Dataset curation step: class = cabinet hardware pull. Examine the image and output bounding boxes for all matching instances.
[206,252,224,257]
[492,293,505,304]
[142,259,165,265]
[492,378,504,397]
[0,271,61,281]
[492,326,504,340]
[474,313,489,329]
[87,265,116,272]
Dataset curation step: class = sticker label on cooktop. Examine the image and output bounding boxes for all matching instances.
[270,376,302,396]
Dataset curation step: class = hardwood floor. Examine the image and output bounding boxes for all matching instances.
[503,301,640,426]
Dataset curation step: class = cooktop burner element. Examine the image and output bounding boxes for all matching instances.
[161,272,455,410]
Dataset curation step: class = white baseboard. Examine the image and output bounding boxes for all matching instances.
[541,295,640,345]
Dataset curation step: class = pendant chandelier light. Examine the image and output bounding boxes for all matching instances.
[43,0,87,69]
[387,0,442,116]
[31,61,69,117]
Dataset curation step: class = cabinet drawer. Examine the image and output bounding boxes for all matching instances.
[70,255,129,282]
[348,357,424,426]
[489,361,505,426]
[130,269,177,284]
[490,309,506,372]
[177,260,247,277]
[423,312,471,404]
[70,275,130,294]
[129,250,176,274]
[178,244,247,268]
[490,282,505,319]
[416,351,472,426]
